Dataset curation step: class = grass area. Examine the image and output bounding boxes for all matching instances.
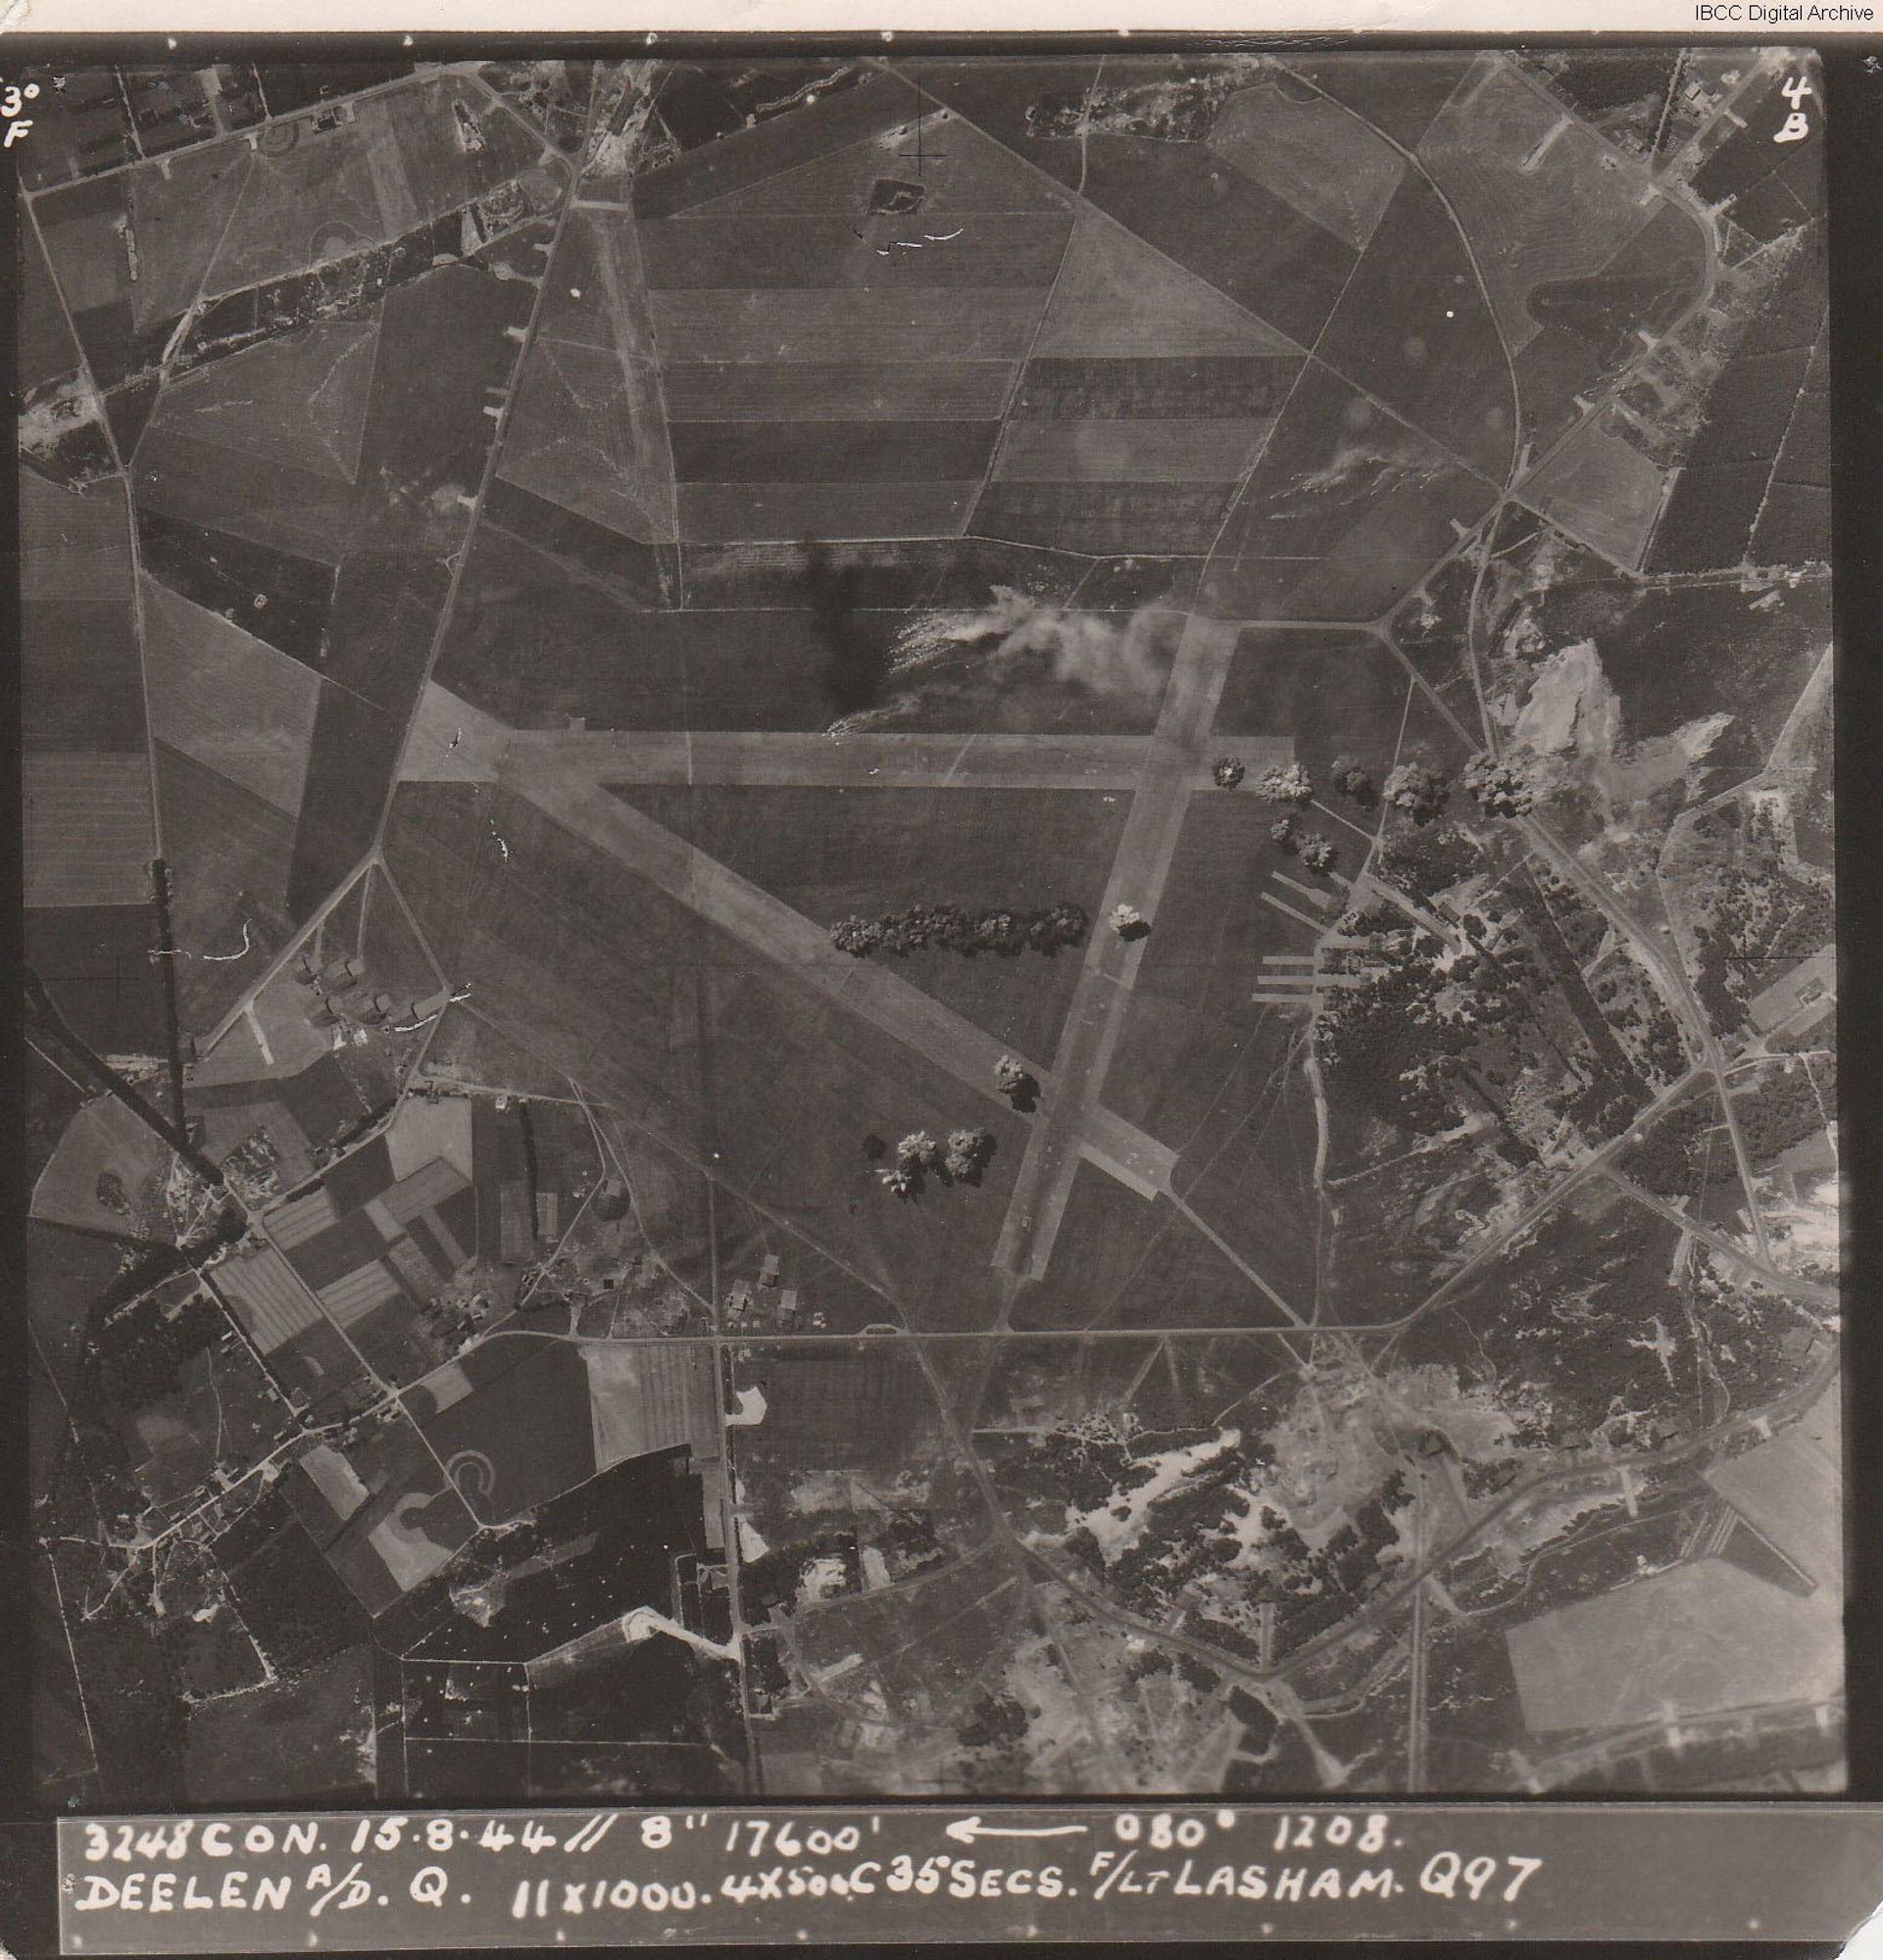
[616,784,1130,1059]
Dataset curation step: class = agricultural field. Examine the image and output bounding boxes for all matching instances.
[20,47,1838,1809]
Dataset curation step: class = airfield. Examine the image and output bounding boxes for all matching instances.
[21,50,1840,1805]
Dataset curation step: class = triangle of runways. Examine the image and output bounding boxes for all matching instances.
[1035,214,1303,359]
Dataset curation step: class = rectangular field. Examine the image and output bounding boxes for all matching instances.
[24,756,156,908]
[649,289,1045,364]
[22,469,133,599]
[23,601,146,755]
[1013,355,1300,419]
[677,482,978,544]
[25,904,169,1054]
[662,361,1016,422]
[972,480,1240,556]
[994,418,1270,483]
[669,419,1002,483]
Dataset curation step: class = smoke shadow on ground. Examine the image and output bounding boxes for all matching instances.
[802,542,893,718]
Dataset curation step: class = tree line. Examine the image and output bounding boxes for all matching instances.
[832,901,1089,960]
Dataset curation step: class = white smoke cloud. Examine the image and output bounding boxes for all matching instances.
[822,586,1182,734]
[1296,439,1448,500]
[830,586,1173,735]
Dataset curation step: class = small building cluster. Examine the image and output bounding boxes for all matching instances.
[294,949,450,1034]
[724,1253,826,1332]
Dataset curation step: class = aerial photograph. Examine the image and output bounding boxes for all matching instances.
[18,46,1839,1810]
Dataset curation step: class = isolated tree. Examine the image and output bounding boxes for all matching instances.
[878,1165,918,1200]
[1300,835,1340,875]
[945,1126,997,1182]
[1384,760,1449,823]
[1329,755,1376,807]
[1212,757,1247,790]
[1270,812,1303,853]
[1462,751,1535,818]
[993,1055,1039,1111]
[1257,761,1314,806]
[897,1130,942,1171]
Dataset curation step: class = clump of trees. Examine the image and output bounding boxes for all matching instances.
[1335,901,1397,937]
[958,1691,1030,1754]
[1213,758,1247,789]
[1300,835,1340,875]
[878,1122,998,1200]
[1258,761,1314,806]
[1312,905,1516,1144]
[1735,1065,1831,1168]
[1328,755,1376,807]
[832,901,1088,960]
[1376,819,1480,901]
[1271,817,1338,872]
[1384,760,1450,823]
[1462,751,1536,817]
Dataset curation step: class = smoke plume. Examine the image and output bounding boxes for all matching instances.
[826,585,1174,732]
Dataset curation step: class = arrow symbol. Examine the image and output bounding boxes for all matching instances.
[944,1816,1089,1845]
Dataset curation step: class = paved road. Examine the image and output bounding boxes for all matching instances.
[507,759,1176,1205]
[993,615,1247,1280]
[1082,1110,1179,1199]
[409,678,1220,1231]
[1605,1168,1837,1307]
[404,684,1287,792]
